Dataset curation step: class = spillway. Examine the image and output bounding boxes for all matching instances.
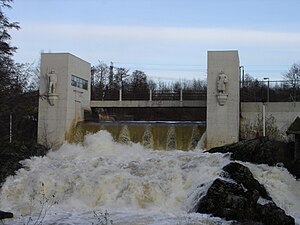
[69,121,206,151]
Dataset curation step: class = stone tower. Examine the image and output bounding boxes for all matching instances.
[38,53,91,148]
[206,51,240,149]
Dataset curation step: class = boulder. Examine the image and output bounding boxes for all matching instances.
[0,210,13,220]
[257,203,295,225]
[196,162,295,225]
[196,178,258,221]
[222,162,271,200]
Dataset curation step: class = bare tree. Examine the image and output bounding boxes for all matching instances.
[130,70,149,99]
[114,67,130,89]
[283,62,300,88]
[282,63,300,101]
[91,61,109,99]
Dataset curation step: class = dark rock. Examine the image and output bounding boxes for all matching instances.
[257,203,295,225]
[196,178,258,221]
[196,162,295,225]
[223,162,271,200]
[0,154,23,187]
[0,143,49,187]
[208,137,300,179]
[0,210,13,219]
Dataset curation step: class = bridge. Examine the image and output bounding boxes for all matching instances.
[90,79,300,109]
[90,90,207,108]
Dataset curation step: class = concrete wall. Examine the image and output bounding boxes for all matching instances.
[241,102,300,141]
[206,51,240,149]
[38,53,91,148]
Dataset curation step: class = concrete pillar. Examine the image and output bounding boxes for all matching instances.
[180,89,183,102]
[149,89,153,101]
[119,88,122,101]
[206,51,240,149]
[38,53,91,148]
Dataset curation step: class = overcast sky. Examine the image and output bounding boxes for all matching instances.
[6,0,300,81]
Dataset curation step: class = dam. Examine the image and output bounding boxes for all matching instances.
[37,51,241,149]
[2,52,300,225]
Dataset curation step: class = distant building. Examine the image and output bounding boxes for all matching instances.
[287,117,300,161]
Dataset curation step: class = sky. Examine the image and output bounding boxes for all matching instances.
[5,0,300,82]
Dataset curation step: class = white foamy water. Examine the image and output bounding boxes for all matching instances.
[242,162,300,225]
[0,131,299,224]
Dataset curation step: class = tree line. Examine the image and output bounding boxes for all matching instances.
[91,61,207,100]
[0,0,39,143]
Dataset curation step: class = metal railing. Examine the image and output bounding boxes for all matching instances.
[240,80,300,102]
[91,80,300,103]
[92,89,207,101]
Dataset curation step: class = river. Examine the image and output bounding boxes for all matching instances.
[0,131,299,224]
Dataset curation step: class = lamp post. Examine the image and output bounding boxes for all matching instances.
[263,77,269,103]
[240,66,245,88]
[262,77,269,137]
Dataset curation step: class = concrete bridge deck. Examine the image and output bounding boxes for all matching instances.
[90,100,207,108]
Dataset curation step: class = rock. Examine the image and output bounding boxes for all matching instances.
[195,162,295,224]
[196,178,258,221]
[222,162,271,200]
[257,203,295,225]
[0,210,13,219]
[208,137,300,179]
[0,143,49,187]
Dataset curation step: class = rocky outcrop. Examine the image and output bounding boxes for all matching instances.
[196,162,295,225]
[222,162,270,200]
[0,210,13,220]
[0,143,48,187]
[208,137,300,179]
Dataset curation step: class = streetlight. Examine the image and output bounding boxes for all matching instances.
[240,66,245,88]
[263,77,269,103]
[262,77,269,137]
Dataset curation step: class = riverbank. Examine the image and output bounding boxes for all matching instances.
[0,142,48,187]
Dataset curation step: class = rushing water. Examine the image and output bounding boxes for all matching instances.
[0,131,299,225]
[72,121,206,151]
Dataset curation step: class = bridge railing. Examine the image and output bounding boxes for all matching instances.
[240,80,300,102]
[91,80,300,103]
[91,89,207,101]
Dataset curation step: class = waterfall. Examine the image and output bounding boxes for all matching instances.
[188,126,202,150]
[142,126,153,149]
[166,126,176,150]
[76,122,206,151]
[118,125,131,144]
